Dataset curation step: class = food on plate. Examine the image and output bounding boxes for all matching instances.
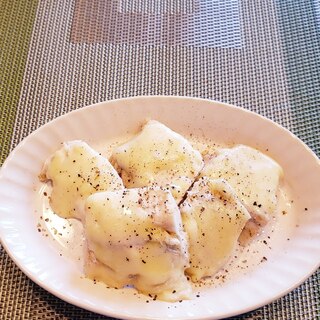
[111,120,204,203]
[39,141,123,219]
[180,177,251,281]
[84,187,191,301]
[39,121,285,301]
[200,145,283,243]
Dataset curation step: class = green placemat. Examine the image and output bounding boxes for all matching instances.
[0,0,38,165]
[276,0,320,157]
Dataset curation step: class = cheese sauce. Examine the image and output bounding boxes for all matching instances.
[36,132,297,297]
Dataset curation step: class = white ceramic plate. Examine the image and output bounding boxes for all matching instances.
[0,96,319,320]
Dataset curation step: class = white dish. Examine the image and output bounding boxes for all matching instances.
[0,96,319,320]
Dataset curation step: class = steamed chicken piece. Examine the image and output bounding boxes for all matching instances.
[200,145,283,225]
[84,187,191,301]
[39,141,123,219]
[111,120,204,203]
[180,177,251,281]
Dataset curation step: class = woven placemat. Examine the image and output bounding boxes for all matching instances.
[1,0,319,319]
[71,0,242,47]
[0,0,38,166]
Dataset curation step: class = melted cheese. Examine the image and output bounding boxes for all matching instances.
[40,141,123,219]
[200,145,283,223]
[84,187,191,301]
[111,120,204,203]
[180,178,250,281]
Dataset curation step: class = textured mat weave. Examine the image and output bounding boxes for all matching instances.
[275,0,320,157]
[71,0,242,47]
[0,0,38,165]
[1,0,319,319]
